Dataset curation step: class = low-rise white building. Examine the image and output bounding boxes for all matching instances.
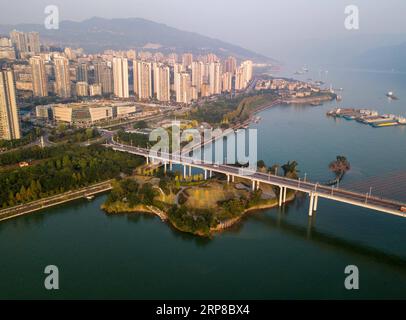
[52,104,113,125]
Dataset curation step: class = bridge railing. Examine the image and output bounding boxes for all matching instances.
[107,141,406,209]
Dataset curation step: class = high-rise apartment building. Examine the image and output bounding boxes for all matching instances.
[76,81,89,96]
[182,53,193,69]
[76,63,88,83]
[94,61,113,94]
[235,67,244,91]
[173,63,184,96]
[25,32,40,54]
[10,30,40,57]
[0,37,11,47]
[176,72,192,104]
[133,60,152,100]
[89,84,102,96]
[206,53,218,63]
[54,56,71,98]
[30,56,48,97]
[112,57,129,98]
[221,72,233,93]
[0,69,21,140]
[191,61,204,94]
[241,60,253,85]
[209,62,222,95]
[153,63,170,102]
[224,56,237,74]
[235,60,253,91]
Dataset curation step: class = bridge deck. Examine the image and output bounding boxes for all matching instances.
[105,142,406,218]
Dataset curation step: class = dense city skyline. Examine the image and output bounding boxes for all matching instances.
[2,0,406,61]
[0,29,255,138]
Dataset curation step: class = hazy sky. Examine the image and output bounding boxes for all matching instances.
[1,0,406,59]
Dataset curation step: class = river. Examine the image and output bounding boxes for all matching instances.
[0,66,405,299]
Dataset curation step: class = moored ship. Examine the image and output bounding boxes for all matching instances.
[386,91,399,100]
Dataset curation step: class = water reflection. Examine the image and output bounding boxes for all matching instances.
[251,211,406,274]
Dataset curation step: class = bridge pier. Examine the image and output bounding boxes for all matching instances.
[164,162,167,173]
[183,165,186,178]
[227,174,230,183]
[283,187,287,203]
[313,194,319,211]
[169,161,173,171]
[252,180,256,191]
[232,175,235,183]
[256,181,260,190]
[279,186,283,206]
[146,156,149,165]
[188,165,192,177]
[308,193,314,216]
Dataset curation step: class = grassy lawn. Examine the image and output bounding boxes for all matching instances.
[184,181,248,209]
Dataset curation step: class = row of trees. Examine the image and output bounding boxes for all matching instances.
[49,127,100,143]
[0,144,68,166]
[116,130,149,148]
[0,128,42,151]
[257,159,300,179]
[0,145,144,209]
[167,205,214,236]
[188,96,245,124]
[105,179,156,208]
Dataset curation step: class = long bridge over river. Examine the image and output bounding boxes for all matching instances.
[105,140,406,218]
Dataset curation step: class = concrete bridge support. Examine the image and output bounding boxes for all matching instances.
[164,162,167,173]
[309,193,315,216]
[252,180,256,191]
[283,187,287,203]
[279,186,284,206]
[204,170,208,180]
[313,194,319,212]
[183,165,186,178]
[188,165,192,177]
[169,161,173,171]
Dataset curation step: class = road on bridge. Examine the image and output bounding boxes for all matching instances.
[105,141,406,218]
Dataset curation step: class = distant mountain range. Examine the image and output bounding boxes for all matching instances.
[353,41,406,72]
[0,17,272,62]
[277,33,406,72]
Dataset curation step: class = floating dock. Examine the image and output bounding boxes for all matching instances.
[327,108,406,127]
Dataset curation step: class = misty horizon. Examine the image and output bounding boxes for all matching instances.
[1,0,406,63]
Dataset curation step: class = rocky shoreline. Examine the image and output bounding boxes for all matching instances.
[102,192,296,237]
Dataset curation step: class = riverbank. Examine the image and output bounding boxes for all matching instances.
[0,180,113,222]
[235,93,335,128]
[282,93,336,105]
[211,191,295,233]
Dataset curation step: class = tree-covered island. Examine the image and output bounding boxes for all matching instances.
[101,160,298,237]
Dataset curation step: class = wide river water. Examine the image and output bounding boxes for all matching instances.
[1,66,406,299]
